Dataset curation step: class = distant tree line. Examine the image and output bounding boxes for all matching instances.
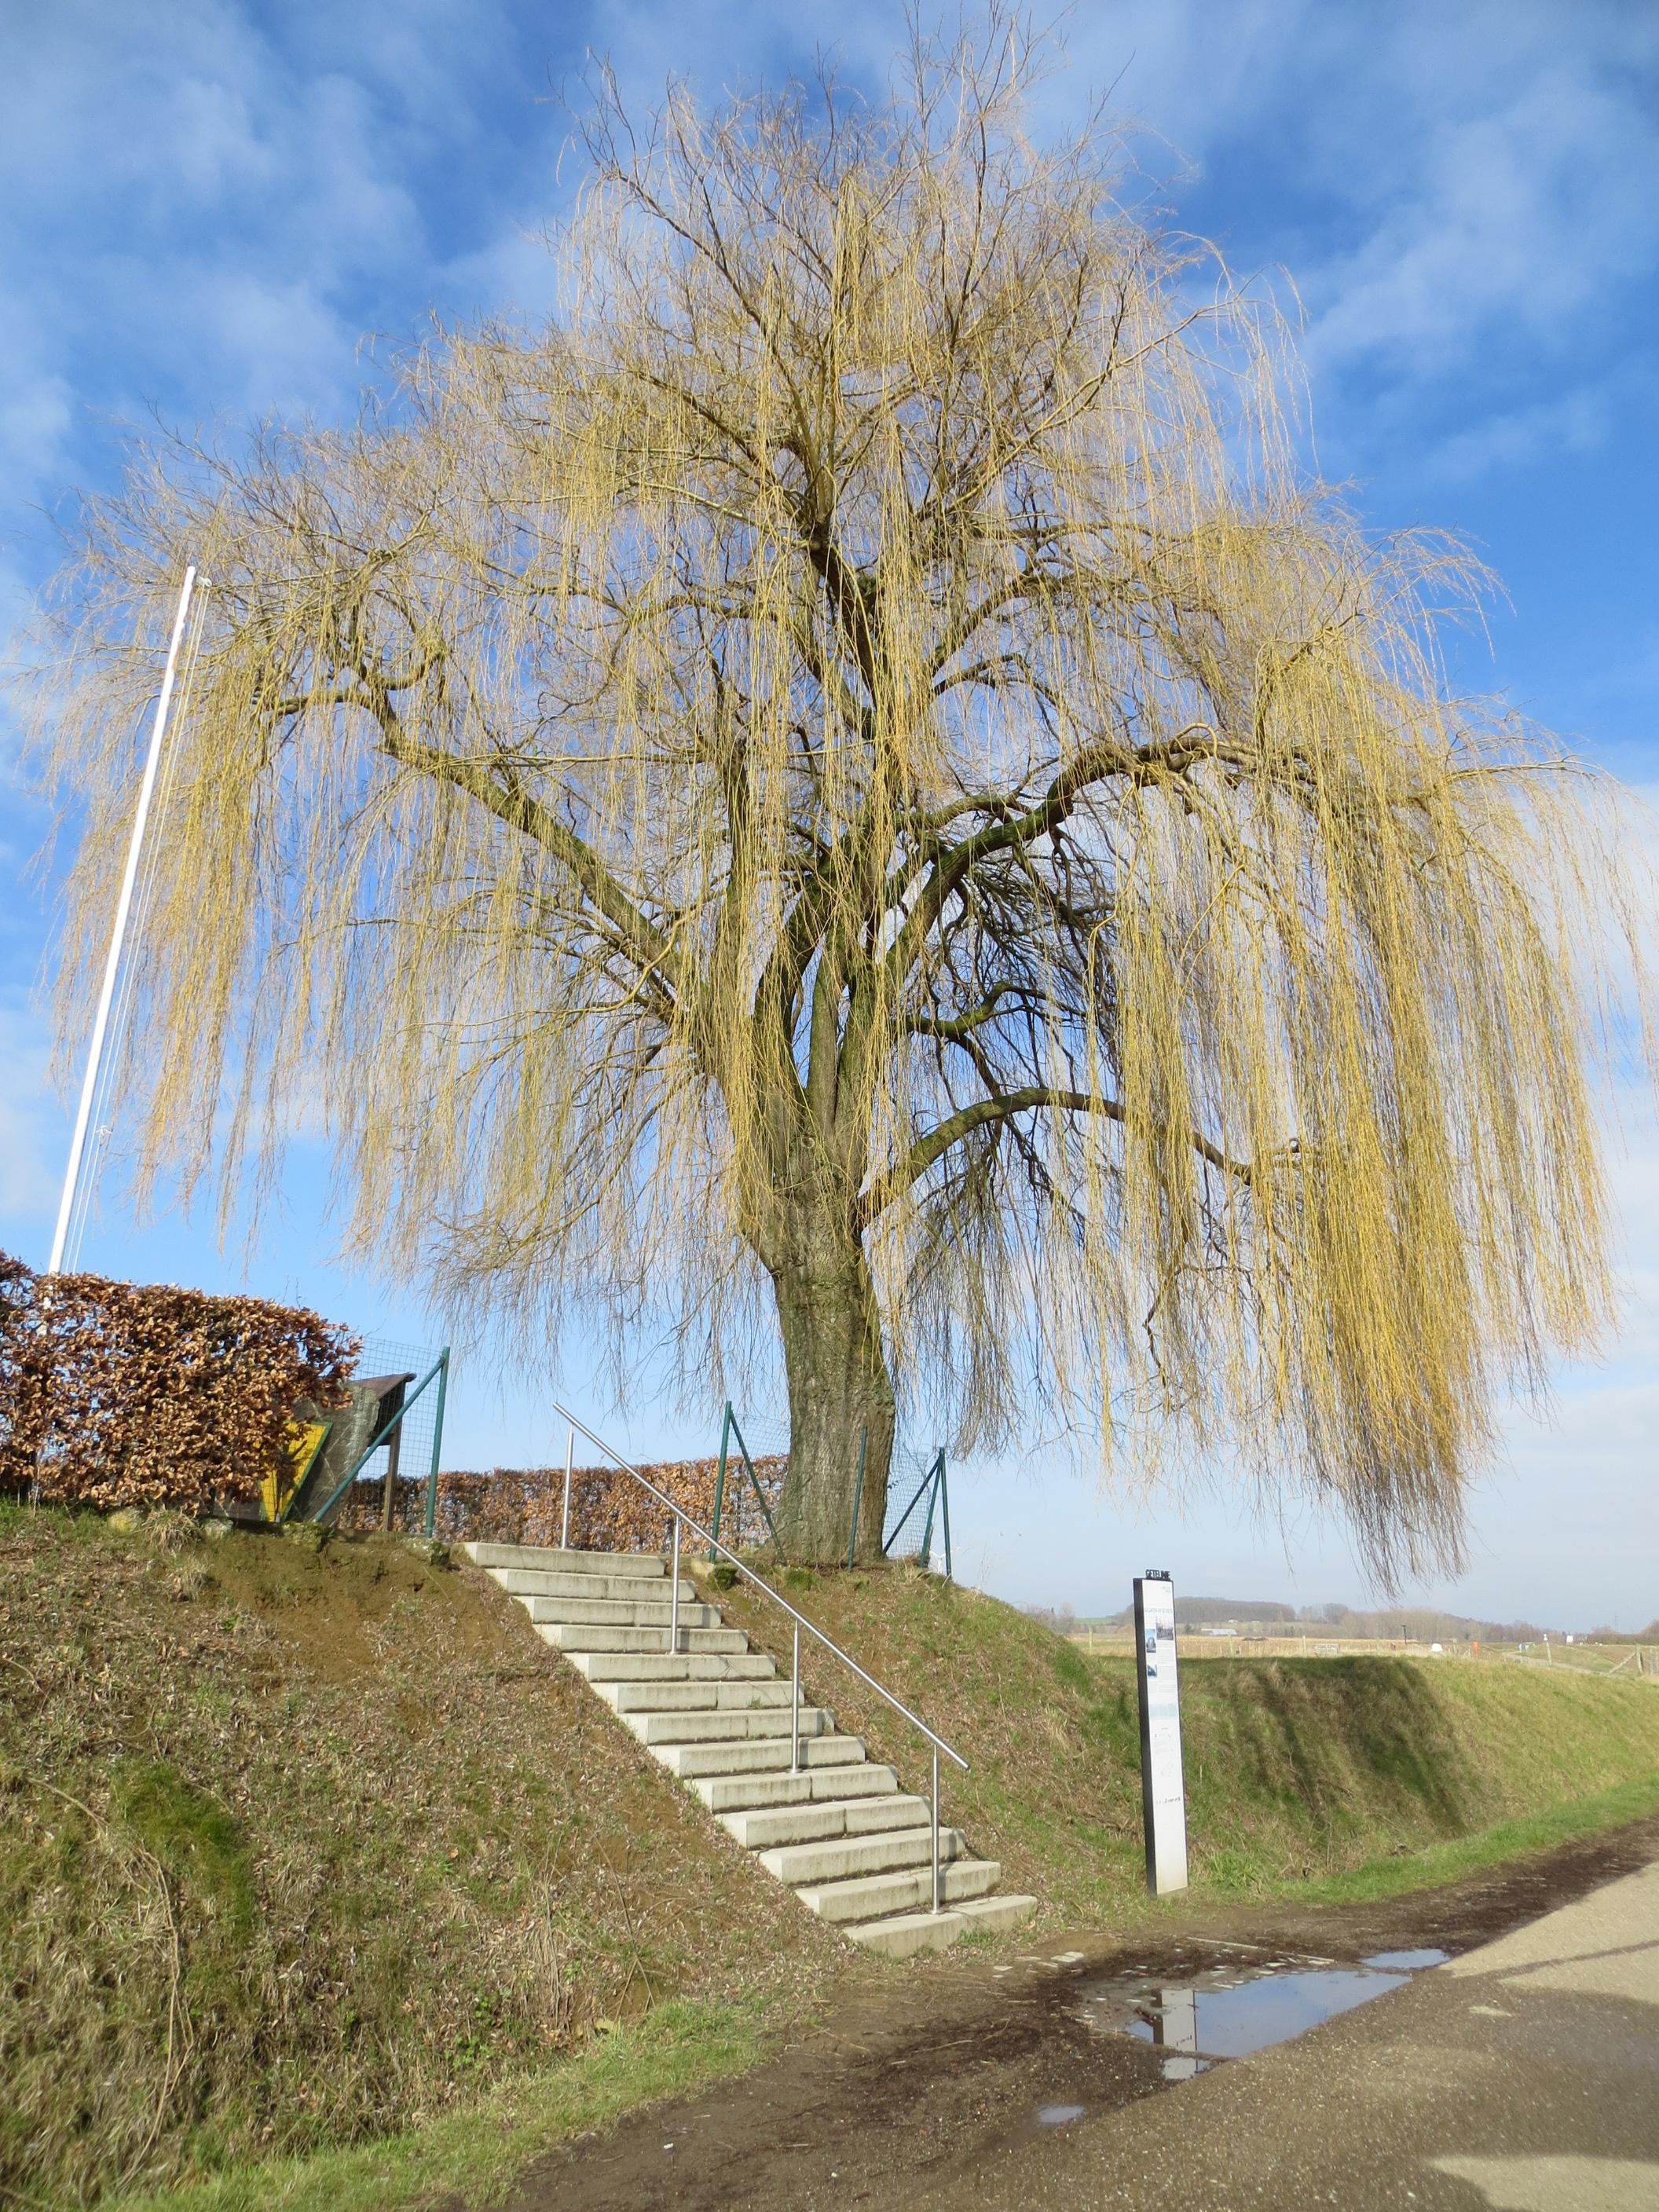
[1028,1594,1554,1641]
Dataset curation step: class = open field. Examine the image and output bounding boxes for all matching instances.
[7,1509,1659,2209]
[1068,1629,1659,1673]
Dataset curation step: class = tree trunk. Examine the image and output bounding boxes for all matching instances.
[769,1236,895,1566]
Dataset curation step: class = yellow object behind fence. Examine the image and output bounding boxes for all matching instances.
[263,1419,331,1522]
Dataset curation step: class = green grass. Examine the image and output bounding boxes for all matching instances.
[109,1998,770,2212]
[1284,1773,1659,1906]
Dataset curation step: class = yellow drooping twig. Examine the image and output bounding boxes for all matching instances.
[27,13,1650,1570]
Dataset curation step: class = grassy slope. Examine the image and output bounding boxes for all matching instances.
[0,1509,842,2209]
[9,1519,1657,2211]
[709,1560,1659,1923]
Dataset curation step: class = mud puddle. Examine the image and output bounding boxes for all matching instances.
[1069,1943,1451,2080]
[500,1811,1659,2212]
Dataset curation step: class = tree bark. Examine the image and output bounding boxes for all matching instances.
[768,1232,895,1566]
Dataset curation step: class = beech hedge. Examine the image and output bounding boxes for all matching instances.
[0,1253,357,1513]
[349,1453,788,1552]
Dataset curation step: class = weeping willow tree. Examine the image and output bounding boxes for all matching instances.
[33,21,1643,1569]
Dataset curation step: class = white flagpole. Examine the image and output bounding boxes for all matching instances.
[46,565,199,1276]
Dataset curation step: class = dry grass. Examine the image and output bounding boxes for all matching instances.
[1,1507,844,2207]
[10,1507,1657,2207]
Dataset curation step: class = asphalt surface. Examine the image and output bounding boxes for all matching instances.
[885,1857,1659,2212]
[506,1822,1659,2212]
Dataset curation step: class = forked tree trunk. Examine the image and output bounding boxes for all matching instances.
[769,1234,895,1566]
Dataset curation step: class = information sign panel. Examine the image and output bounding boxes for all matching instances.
[1133,1571,1188,1895]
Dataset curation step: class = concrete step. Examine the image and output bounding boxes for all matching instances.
[621,1705,831,1748]
[649,1733,867,1781]
[535,1624,749,1655]
[474,1536,1038,1946]
[466,1544,665,1577]
[954,1893,1039,1937]
[692,1763,902,1815]
[594,1678,795,1716]
[793,1855,1000,1926]
[847,1892,1038,1959]
[522,1595,723,1629]
[567,1650,776,1683]
[494,1569,701,1603]
[722,1793,930,1851]
[760,1825,963,1888]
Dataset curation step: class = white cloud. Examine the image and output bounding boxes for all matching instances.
[1304,65,1659,384]
[1423,382,1619,485]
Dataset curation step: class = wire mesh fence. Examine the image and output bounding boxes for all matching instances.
[878,1441,950,1571]
[708,1404,790,1558]
[324,1367,948,1575]
[326,1335,447,1533]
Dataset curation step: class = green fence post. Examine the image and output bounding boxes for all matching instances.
[939,1453,952,1581]
[919,1450,943,1571]
[729,1408,786,1564]
[709,1402,731,1560]
[847,1428,866,1570]
[423,1349,450,1539]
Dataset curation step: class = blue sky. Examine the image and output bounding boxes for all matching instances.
[2,1,1656,1628]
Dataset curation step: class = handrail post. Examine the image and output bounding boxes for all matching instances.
[669,1517,681,1654]
[559,1426,574,1551]
[847,1428,866,1570]
[791,1623,801,1773]
[931,1745,941,1914]
[709,1403,731,1559]
[422,1349,449,1540]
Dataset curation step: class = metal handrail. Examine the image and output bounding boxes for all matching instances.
[551,1402,969,1775]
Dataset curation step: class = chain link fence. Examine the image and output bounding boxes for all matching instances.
[321,1335,447,1532]
[877,1440,950,1572]
[320,1368,947,1574]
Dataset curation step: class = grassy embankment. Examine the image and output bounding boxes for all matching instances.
[1,1507,841,2211]
[6,1507,1658,2211]
[710,1558,1659,1921]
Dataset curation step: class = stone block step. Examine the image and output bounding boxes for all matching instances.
[474,1533,1037,1946]
[760,1825,963,1888]
[494,1569,700,1603]
[847,1892,1039,1958]
[536,1624,749,1655]
[649,1733,866,1781]
[621,1705,831,1748]
[954,1893,1038,1936]
[466,1544,665,1577]
[522,1595,722,1629]
[567,1650,776,1684]
[692,1763,901,1815]
[595,1678,795,1716]
[793,1855,1000,1926]
[722,1793,930,1851]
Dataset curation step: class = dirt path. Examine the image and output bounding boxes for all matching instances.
[502,1814,1659,2212]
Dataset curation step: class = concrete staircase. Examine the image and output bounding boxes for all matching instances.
[463,1541,1038,1959]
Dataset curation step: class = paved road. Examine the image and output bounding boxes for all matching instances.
[889,1858,1659,2212]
